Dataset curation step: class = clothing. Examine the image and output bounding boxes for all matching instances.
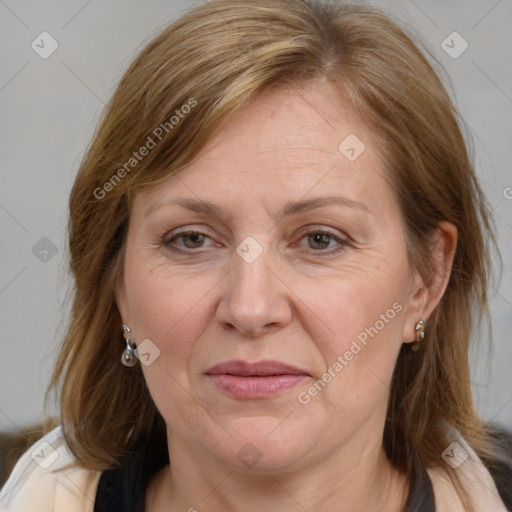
[92,449,436,512]
[0,425,509,511]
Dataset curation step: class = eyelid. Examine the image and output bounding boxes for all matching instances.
[162,226,213,241]
[301,224,343,235]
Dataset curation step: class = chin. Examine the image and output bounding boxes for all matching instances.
[213,416,317,473]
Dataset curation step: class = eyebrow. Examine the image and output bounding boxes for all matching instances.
[144,195,373,220]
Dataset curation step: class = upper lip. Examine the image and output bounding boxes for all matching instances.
[205,360,310,377]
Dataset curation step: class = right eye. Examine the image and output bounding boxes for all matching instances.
[161,229,217,252]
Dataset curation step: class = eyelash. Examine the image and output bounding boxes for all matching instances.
[160,228,348,255]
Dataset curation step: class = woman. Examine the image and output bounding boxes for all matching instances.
[0,0,510,510]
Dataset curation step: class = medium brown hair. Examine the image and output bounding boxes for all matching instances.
[47,1,505,509]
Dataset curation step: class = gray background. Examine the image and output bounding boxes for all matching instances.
[1,0,511,432]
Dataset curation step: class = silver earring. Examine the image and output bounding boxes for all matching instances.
[411,320,426,351]
[121,324,137,367]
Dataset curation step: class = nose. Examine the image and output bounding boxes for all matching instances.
[215,244,292,337]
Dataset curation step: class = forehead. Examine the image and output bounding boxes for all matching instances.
[190,84,372,170]
[133,84,394,218]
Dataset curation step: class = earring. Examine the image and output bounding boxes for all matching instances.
[411,320,426,352]
[121,324,137,367]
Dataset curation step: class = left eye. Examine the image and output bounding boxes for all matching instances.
[301,231,345,251]
[299,230,348,254]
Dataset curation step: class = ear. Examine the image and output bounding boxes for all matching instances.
[402,221,457,343]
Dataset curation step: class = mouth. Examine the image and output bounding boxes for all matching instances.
[205,360,310,399]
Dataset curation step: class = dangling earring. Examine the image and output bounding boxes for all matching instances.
[411,320,426,352]
[121,324,137,367]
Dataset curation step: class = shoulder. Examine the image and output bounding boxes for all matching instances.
[0,426,101,512]
[426,426,511,512]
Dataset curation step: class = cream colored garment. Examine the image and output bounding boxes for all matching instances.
[0,426,100,512]
[426,423,508,512]
[0,425,508,511]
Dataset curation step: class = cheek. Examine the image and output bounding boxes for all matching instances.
[121,273,210,431]
[127,274,211,357]
[125,269,215,425]
[301,262,408,408]
[123,238,217,344]
[306,267,406,348]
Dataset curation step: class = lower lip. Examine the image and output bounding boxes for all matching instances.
[208,374,308,399]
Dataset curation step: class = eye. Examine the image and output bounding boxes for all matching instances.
[162,230,215,251]
[298,229,348,253]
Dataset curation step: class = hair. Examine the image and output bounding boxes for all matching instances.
[45,1,508,510]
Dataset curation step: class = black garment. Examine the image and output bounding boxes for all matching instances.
[93,425,512,512]
[487,430,512,510]
[94,457,436,512]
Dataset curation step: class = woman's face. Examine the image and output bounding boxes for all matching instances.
[117,84,426,473]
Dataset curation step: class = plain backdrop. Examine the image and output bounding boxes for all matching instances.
[1,0,511,433]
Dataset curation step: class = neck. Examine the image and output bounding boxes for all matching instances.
[146,432,410,512]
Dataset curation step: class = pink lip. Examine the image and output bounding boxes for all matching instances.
[205,360,310,399]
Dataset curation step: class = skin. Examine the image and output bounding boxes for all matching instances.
[116,82,457,512]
